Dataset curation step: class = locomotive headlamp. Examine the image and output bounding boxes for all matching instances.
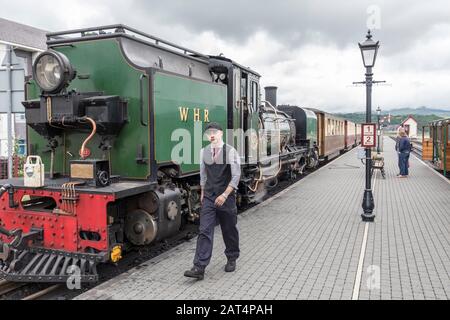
[219,73,227,81]
[33,50,76,93]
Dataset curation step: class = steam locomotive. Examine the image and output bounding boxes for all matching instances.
[0,25,359,283]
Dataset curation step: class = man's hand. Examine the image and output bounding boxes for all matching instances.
[200,189,204,205]
[214,195,227,207]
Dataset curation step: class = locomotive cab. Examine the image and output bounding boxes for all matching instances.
[208,56,261,166]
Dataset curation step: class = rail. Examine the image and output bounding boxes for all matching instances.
[410,138,423,157]
[0,280,26,296]
[46,24,209,60]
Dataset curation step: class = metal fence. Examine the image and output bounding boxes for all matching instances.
[0,158,7,179]
[0,156,25,179]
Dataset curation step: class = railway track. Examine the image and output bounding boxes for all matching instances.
[21,285,61,300]
[0,280,26,296]
[411,143,422,157]
[389,136,423,157]
[410,138,422,157]
[0,279,61,300]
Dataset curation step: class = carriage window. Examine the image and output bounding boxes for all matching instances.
[423,126,430,139]
[235,73,240,109]
[250,81,258,113]
[241,78,247,99]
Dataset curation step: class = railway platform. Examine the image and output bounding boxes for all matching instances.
[76,137,450,300]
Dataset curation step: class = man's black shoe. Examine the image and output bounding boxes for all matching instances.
[184,266,205,280]
[225,260,236,272]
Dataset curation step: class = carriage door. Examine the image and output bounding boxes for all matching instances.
[232,69,246,163]
[422,126,432,161]
[247,79,259,164]
[231,69,243,161]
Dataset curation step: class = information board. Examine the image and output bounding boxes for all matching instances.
[361,123,377,148]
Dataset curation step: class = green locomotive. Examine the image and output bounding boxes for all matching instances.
[0,25,316,283]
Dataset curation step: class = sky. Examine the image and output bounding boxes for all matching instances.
[1,0,450,113]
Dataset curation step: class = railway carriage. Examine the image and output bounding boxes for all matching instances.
[356,123,362,145]
[309,109,346,160]
[345,120,357,149]
[422,118,450,175]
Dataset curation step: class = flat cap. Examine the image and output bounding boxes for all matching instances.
[204,122,223,132]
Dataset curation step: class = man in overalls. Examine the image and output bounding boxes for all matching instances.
[184,122,241,280]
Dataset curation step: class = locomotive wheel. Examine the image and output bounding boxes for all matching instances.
[138,192,159,214]
[125,209,158,246]
[307,150,319,169]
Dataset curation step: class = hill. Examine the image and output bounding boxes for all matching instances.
[387,107,450,117]
[335,113,443,132]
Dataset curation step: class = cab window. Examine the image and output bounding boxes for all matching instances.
[250,81,258,113]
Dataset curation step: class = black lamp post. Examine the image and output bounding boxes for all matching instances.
[376,106,381,153]
[359,30,379,222]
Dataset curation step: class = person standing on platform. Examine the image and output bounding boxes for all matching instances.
[397,128,411,178]
[184,122,241,280]
[395,128,402,172]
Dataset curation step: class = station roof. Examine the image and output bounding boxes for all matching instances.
[0,17,47,51]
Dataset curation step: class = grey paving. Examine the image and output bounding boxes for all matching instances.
[358,138,450,300]
[76,137,450,300]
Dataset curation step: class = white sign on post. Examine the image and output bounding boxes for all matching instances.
[361,123,377,148]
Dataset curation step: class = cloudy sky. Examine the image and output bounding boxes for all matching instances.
[2,0,450,112]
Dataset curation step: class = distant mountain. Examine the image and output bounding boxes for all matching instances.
[335,112,443,130]
[386,107,450,117]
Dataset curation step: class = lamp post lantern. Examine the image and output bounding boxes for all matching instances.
[359,30,380,222]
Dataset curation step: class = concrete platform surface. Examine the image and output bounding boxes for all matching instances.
[76,137,450,300]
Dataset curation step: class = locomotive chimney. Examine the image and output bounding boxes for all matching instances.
[265,86,278,107]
